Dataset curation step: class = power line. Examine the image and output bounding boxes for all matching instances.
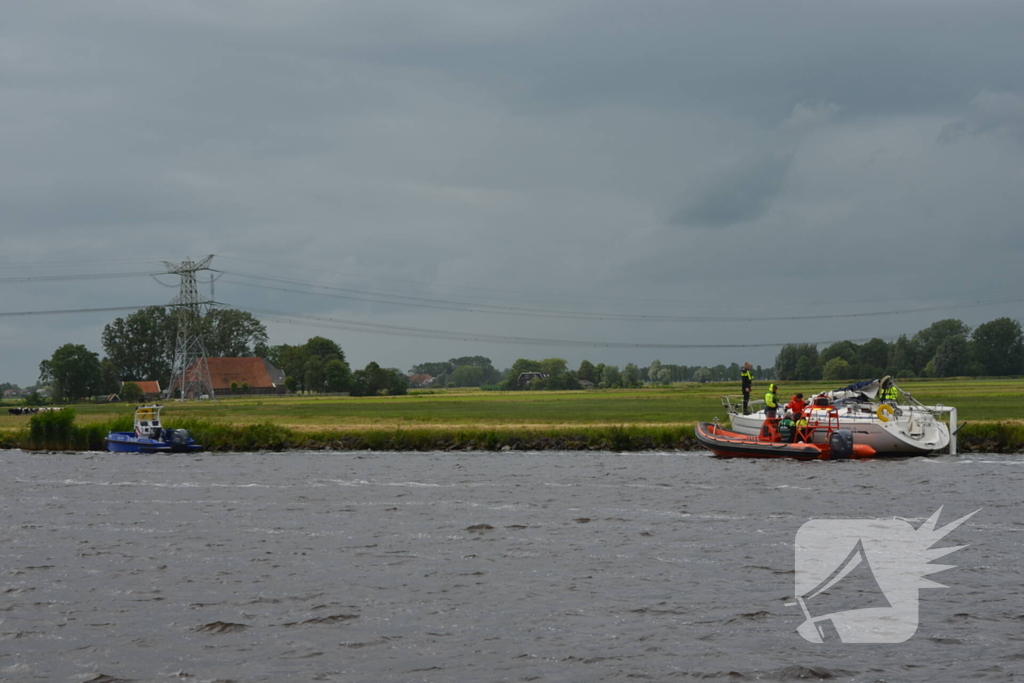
[216,270,1024,323]
[0,271,160,283]
[227,303,890,350]
[214,253,1023,310]
[0,259,164,269]
[0,305,169,317]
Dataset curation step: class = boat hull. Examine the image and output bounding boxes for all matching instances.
[728,408,949,455]
[695,422,874,460]
[105,431,202,454]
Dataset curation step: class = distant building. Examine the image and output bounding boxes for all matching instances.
[579,379,596,389]
[183,357,287,395]
[407,373,434,388]
[517,372,548,389]
[2,389,18,399]
[122,380,162,400]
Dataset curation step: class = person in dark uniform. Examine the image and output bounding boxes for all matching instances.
[741,362,754,414]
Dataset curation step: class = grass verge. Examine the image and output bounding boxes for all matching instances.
[2,415,1023,453]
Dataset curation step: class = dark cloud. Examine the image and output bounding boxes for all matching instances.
[939,89,1024,144]
[2,2,1024,385]
[669,154,792,229]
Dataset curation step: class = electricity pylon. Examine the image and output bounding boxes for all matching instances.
[164,255,216,400]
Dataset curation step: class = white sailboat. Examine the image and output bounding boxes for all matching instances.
[723,378,952,455]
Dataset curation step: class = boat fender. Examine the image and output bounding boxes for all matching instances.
[877,403,895,422]
[829,429,854,459]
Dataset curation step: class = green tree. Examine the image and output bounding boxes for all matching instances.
[324,359,352,392]
[305,336,345,363]
[102,306,269,386]
[577,360,598,383]
[101,306,174,385]
[409,361,454,378]
[795,356,813,381]
[539,358,569,376]
[775,343,818,381]
[272,337,347,393]
[647,359,663,384]
[276,345,308,389]
[888,334,921,377]
[385,368,409,395]
[451,365,485,387]
[120,381,144,403]
[42,343,102,402]
[970,317,1024,376]
[600,364,621,387]
[858,338,890,377]
[448,356,500,384]
[914,319,970,371]
[201,309,270,358]
[822,358,854,382]
[350,362,407,396]
[504,359,542,388]
[820,341,860,366]
[23,391,47,407]
[304,356,326,394]
[623,363,640,387]
[692,366,712,383]
[725,362,741,381]
[931,335,971,377]
[99,358,121,395]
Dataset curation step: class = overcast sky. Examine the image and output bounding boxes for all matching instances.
[2,1,1023,386]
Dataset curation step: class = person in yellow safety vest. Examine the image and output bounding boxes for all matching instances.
[764,383,779,419]
[740,362,754,414]
[881,384,898,404]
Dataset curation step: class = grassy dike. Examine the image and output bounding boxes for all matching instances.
[2,378,1022,453]
[2,411,699,453]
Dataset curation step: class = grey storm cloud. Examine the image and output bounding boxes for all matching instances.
[669,153,793,229]
[939,90,1024,144]
[2,1,1024,385]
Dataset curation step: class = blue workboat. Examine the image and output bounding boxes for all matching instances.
[105,404,202,453]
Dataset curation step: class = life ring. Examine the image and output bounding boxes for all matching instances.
[877,403,895,422]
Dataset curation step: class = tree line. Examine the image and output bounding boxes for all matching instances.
[30,307,1021,403]
[774,317,1024,382]
[405,356,772,390]
[35,307,409,402]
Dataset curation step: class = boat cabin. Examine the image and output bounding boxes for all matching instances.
[134,405,165,439]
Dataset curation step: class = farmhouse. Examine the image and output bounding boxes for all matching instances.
[517,372,548,388]
[187,357,287,395]
[121,380,162,400]
[407,373,434,388]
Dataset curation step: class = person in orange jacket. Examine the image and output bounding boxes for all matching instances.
[786,393,807,420]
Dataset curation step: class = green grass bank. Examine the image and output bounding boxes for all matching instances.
[1,378,1021,453]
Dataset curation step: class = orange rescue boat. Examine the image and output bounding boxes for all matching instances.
[696,412,876,460]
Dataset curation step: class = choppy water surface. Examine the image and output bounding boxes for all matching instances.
[1,449,1021,682]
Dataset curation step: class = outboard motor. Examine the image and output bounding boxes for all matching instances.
[170,429,191,451]
[829,429,854,460]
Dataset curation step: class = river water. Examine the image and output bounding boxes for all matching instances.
[1,449,1021,682]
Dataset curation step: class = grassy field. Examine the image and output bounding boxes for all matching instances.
[1,377,1021,451]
